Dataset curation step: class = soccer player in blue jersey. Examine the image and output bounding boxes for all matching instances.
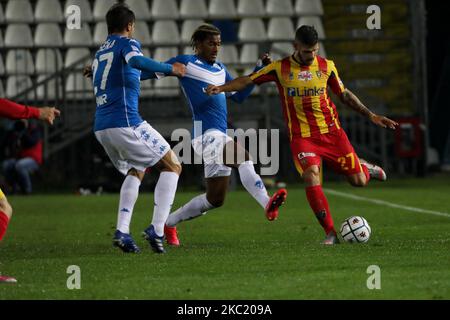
[150,24,287,246]
[90,4,185,254]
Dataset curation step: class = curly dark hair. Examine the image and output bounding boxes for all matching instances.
[190,24,221,49]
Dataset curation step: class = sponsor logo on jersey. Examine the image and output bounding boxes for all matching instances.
[287,87,325,97]
[316,70,322,79]
[289,72,294,81]
[298,71,313,81]
[298,152,317,160]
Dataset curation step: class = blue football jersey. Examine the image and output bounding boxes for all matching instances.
[165,55,253,138]
[92,35,144,131]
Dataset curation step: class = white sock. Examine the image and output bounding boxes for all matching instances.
[151,171,179,237]
[117,175,141,234]
[238,160,270,208]
[166,193,214,227]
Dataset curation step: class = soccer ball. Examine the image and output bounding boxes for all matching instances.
[340,216,371,243]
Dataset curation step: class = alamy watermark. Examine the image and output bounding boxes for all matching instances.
[168,121,280,176]
[66,5,81,30]
[366,265,381,290]
[366,5,381,30]
[66,265,81,290]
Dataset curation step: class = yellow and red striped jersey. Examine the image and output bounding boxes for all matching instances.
[250,55,345,140]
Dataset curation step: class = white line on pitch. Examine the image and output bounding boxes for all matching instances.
[323,188,450,218]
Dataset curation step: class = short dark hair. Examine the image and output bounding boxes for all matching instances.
[106,3,135,34]
[295,25,319,46]
[191,24,221,49]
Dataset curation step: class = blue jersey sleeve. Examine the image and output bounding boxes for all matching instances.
[142,55,189,80]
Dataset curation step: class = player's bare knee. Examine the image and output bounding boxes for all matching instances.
[303,166,321,186]
[348,174,366,187]
[127,168,145,181]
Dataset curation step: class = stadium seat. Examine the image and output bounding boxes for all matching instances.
[65,23,93,46]
[64,0,93,22]
[4,24,34,48]
[93,0,116,21]
[65,48,91,68]
[5,0,34,23]
[65,72,92,99]
[209,0,237,19]
[6,50,35,75]
[217,44,239,65]
[6,75,35,99]
[266,0,294,16]
[297,16,326,40]
[268,18,295,41]
[152,21,180,45]
[35,49,63,74]
[295,0,324,15]
[271,42,294,60]
[154,77,179,97]
[180,0,207,19]
[93,22,108,46]
[181,20,205,44]
[36,75,63,99]
[153,47,179,62]
[240,44,260,65]
[134,22,152,46]
[237,0,265,17]
[151,0,179,20]
[127,0,151,20]
[35,0,64,23]
[0,54,5,75]
[238,18,267,42]
[0,4,4,24]
[34,23,64,47]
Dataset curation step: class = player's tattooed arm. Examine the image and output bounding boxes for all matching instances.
[340,89,399,130]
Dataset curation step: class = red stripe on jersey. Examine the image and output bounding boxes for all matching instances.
[316,56,334,128]
[281,58,302,138]
[300,64,321,137]
[252,71,277,85]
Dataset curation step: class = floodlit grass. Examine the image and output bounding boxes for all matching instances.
[1,177,449,299]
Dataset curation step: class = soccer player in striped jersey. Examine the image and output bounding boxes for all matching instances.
[0,98,60,283]
[207,25,399,245]
[148,24,287,246]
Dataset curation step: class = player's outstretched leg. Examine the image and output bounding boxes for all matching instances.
[360,158,387,181]
[227,142,287,221]
[143,151,181,253]
[165,177,227,245]
[303,166,340,245]
[165,193,214,246]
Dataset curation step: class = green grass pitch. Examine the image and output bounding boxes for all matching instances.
[1,177,450,299]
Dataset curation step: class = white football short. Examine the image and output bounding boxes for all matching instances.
[95,121,170,175]
[192,129,233,178]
